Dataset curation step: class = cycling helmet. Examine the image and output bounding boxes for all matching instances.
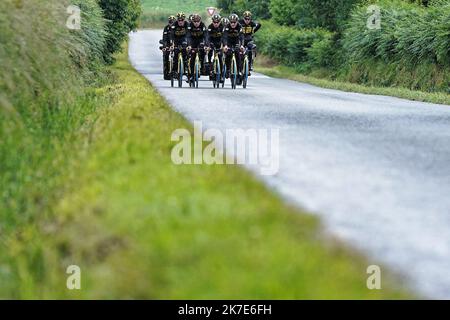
[192,14,202,23]
[243,11,252,19]
[229,14,239,23]
[212,14,221,23]
[222,17,230,25]
[176,12,186,21]
[168,15,176,24]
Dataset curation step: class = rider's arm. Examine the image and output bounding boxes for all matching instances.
[162,26,170,46]
[238,26,245,47]
[202,25,207,46]
[186,24,192,47]
[207,27,213,47]
[169,25,175,46]
[222,27,229,47]
[253,21,261,33]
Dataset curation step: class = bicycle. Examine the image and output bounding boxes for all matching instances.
[187,47,203,89]
[171,45,185,88]
[228,46,241,90]
[211,48,222,89]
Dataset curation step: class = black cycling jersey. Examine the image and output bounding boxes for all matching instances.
[239,20,261,44]
[162,24,172,47]
[170,21,189,46]
[223,23,244,47]
[188,22,207,47]
[207,23,224,48]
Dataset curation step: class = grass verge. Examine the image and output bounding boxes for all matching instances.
[2,44,411,299]
[255,55,450,106]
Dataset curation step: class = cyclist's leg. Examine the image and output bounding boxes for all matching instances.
[236,48,243,75]
[246,43,253,71]
[225,50,232,78]
[218,50,224,73]
[182,47,188,75]
[173,47,179,74]
[208,47,214,75]
[163,50,170,78]
[199,48,206,74]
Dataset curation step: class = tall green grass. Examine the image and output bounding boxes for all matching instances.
[0,0,112,296]
[342,0,450,92]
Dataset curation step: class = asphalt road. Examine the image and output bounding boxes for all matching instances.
[129,30,450,298]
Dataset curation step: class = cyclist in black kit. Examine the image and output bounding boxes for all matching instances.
[239,11,261,72]
[187,14,208,78]
[170,12,189,77]
[161,15,176,80]
[207,14,224,81]
[223,14,245,82]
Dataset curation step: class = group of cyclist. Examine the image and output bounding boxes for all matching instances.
[160,10,261,86]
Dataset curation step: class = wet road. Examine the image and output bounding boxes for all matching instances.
[129,30,450,298]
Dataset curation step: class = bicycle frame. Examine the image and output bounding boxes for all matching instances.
[212,49,222,88]
[188,47,203,88]
[174,46,184,88]
[228,47,241,90]
[242,48,249,89]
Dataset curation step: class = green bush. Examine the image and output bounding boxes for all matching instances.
[269,0,298,26]
[270,0,362,31]
[306,33,336,68]
[341,0,449,91]
[229,0,272,19]
[98,0,142,63]
[256,21,336,68]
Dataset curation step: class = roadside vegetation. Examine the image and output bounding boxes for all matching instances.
[1,0,410,298]
[220,0,450,101]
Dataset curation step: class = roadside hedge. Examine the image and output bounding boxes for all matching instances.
[98,0,142,63]
[342,0,450,91]
[0,0,141,243]
[256,21,336,70]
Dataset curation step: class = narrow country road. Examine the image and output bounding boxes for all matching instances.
[129,30,450,298]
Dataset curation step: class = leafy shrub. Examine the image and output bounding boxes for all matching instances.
[256,21,335,67]
[98,0,142,63]
[228,0,272,19]
[269,0,298,26]
[270,0,362,31]
[306,33,336,67]
[341,0,450,91]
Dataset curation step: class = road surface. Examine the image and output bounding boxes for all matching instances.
[129,30,450,298]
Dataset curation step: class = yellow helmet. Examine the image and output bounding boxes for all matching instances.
[176,12,186,21]
[243,11,252,19]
